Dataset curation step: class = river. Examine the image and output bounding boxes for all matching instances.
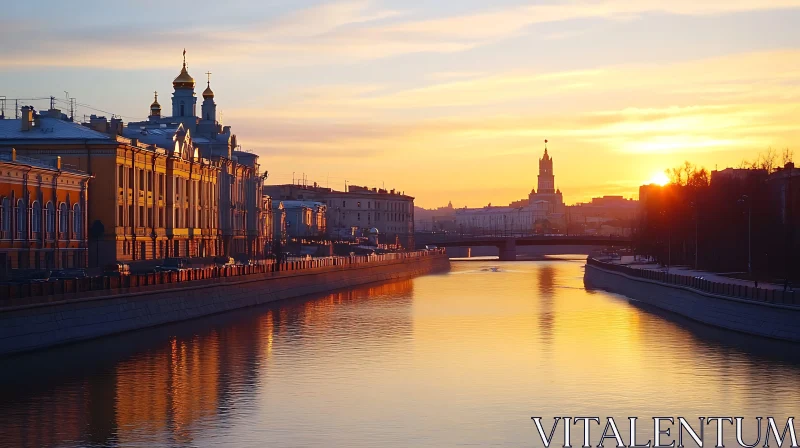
[1,259,799,447]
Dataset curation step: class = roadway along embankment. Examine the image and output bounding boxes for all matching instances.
[0,252,450,357]
[584,258,800,342]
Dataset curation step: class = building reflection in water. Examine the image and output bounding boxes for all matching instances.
[0,279,414,448]
[537,265,556,345]
[4,264,800,447]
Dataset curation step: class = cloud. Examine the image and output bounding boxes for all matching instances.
[3,0,800,69]
[231,48,800,206]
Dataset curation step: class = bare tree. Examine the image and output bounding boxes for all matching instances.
[667,161,709,187]
[782,148,794,166]
[688,167,710,187]
[741,148,780,172]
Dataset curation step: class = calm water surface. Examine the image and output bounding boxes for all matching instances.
[2,260,800,447]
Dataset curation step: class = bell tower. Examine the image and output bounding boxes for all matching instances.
[171,49,197,122]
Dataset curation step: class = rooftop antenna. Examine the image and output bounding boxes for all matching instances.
[0,96,5,119]
[50,96,55,110]
[65,92,75,121]
[15,99,19,119]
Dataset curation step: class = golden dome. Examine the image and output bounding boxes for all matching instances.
[202,83,214,99]
[150,92,161,110]
[173,63,195,89]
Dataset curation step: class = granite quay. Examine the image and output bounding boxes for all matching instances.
[0,249,449,357]
[584,257,800,341]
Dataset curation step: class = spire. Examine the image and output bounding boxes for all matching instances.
[150,90,161,117]
[173,49,195,89]
[203,71,215,99]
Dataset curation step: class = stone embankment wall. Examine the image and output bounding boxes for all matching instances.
[584,258,800,342]
[0,252,450,356]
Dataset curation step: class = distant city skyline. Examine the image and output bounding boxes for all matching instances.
[2,0,800,208]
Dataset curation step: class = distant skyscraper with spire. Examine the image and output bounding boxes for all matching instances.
[537,140,555,194]
[528,139,564,223]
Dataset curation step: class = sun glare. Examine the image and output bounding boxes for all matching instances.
[649,172,670,186]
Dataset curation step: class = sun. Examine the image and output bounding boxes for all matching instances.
[648,172,670,186]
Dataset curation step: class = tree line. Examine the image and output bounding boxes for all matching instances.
[636,149,798,283]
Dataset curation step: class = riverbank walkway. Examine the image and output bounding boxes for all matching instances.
[604,256,789,291]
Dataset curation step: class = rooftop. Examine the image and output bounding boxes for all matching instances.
[0,150,90,176]
[0,118,113,142]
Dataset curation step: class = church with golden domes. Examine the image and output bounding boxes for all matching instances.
[125,50,271,259]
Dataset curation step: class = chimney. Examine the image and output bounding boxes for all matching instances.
[109,117,123,135]
[20,106,33,131]
[89,115,108,133]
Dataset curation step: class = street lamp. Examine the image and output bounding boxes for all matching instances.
[738,195,752,277]
[660,209,671,273]
[689,201,698,269]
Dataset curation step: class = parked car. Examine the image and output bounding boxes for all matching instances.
[104,263,131,277]
[154,257,190,272]
[50,269,88,280]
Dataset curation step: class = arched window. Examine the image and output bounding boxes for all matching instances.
[59,202,69,234]
[31,201,41,233]
[180,101,185,116]
[45,201,55,233]
[74,204,83,239]
[0,197,9,232]
[16,199,26,237]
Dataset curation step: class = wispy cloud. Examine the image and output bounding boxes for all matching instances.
[4,0,800,69]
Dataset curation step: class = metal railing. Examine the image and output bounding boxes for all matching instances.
[587,257,798,306]
[0,249,447,305]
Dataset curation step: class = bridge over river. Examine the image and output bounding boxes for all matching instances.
[415,234,632,261]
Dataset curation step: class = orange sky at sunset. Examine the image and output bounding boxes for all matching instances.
[2,0,800,208]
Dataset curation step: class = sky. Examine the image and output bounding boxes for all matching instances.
[1,0,799,208]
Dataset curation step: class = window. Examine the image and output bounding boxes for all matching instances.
[139,170,145,190]
[343,201,346,207]
[357,213,361,221]
[74,204,82,239]
[0,197,9,232]
[31,201,41,233]
[118,165,124,188]
[180,101,185,116]
[118,205,124,225]
[368,202,371,209]
[59,202,69,234]
[357,201,361,208]
[45,202,55,233]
